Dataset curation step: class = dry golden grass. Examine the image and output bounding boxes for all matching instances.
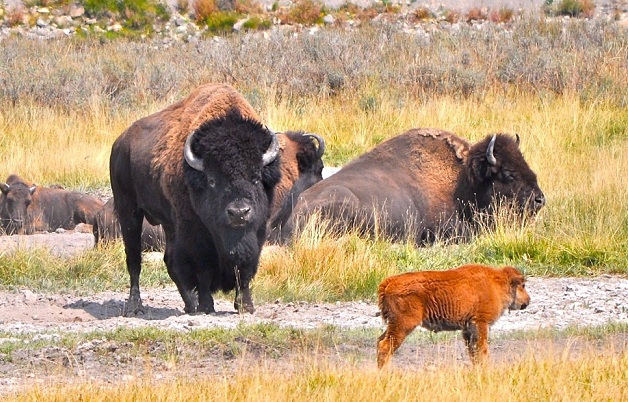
[6,347,627,401]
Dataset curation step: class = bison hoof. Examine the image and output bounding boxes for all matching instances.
[123,301,145,317]
[234,302,255,314]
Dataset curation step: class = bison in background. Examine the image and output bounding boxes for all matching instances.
[267,131,325,242]
[0,174,104,235]
[93,198,165,251]
[110,83,285,316]
[377,264,530,368]
[275,128,545,245]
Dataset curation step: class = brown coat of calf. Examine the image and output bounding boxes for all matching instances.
[377,264,530,368]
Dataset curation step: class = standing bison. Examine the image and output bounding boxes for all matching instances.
[110,83,285,316]
[275,128,545,244]
[377,264,530,367]
[0,174,103,235]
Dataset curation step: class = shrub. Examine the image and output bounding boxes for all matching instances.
[466,7,487,22]
[5,6,26,27]
[489,7,515,23]
[204,11,239,33]
[242,15,272,30]
[545,0,596,18]
[281,0,324,25]
[83,0,170,32]
[194,0,217,21]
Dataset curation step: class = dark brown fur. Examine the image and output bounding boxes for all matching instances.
[0,174,103,235]
[377,264,530,368]
[110,83,283,316]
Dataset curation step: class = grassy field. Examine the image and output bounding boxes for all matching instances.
[4,344,627,401]
[0,14,627,399]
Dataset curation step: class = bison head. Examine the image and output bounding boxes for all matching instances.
[465,134,545,216]
[0,177,36,235]
[183,112,281,261]
[503,266,530,310]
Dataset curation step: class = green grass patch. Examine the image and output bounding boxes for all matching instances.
[0,244,170,294]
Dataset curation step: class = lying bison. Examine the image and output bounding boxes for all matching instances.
[110,83,292,316]
[0,174,103,235]
[275,128,545,244]
[377,264,530,368]
[93,198,165,251]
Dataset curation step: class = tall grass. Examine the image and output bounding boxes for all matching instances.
[6,349,627,401]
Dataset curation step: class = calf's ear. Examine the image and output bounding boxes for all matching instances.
[503,266,524,284]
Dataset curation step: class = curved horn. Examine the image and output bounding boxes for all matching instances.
[486,134,497,166]
[0,183,9,194]
[305,133,326,159]
[262,129,280,166]
[515,133,520,146]
[29,185,36,194]
[184,132,204,171]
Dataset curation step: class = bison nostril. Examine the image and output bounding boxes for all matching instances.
[521,303,528,309]
[534,194,546,208]
[227,205,251,223]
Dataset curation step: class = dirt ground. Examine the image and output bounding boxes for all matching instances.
[0,230,627,395]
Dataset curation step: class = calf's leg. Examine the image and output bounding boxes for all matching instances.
[377,314,422,368]
[462,321,490,365]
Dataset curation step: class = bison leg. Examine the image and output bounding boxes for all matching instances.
[377,311,423,369]
[233,265,255,314]
[377,326,412,369]
[164,242,201,314]
[463,322,489,365]
[234,285,255,314]
[119,210,145,317]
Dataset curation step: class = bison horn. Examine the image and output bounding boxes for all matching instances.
[305,133,326,159]
[0,183,9,194]
[184,132,204,171]
[486,134,497,166]
[515,133,520,146]
[262,129,280,166]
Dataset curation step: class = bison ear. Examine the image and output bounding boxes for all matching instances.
[0,183,8,195]
[503,266,524,284]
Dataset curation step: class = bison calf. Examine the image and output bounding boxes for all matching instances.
[377,264,530,368]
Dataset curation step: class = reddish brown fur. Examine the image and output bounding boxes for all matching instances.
[377,264,530,368]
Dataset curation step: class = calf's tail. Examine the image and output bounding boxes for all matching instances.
[378,279,392,325]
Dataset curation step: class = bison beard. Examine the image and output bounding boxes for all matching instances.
[110,84,281,317]
[376,264,530,368]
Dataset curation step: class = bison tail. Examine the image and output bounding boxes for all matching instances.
[378,281,392,325]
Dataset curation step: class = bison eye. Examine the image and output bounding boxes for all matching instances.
[501,171,515,183]
[207,177,216,188]
[252,178,260,185]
